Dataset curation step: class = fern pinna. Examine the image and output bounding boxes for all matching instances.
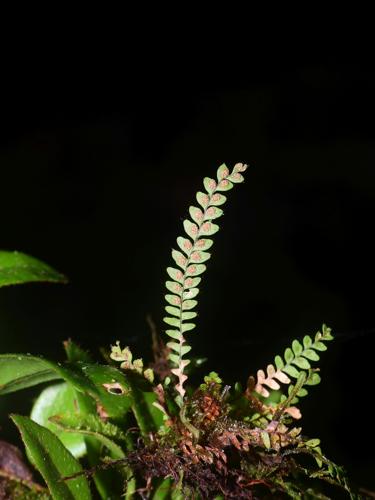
[164,162,248,404]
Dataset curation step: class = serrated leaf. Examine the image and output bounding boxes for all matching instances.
[186,264,206,276]
[284,347,294,364]
[292,340,303,356]
[165,294,181,306]
[227,172,245,183]
[216,163,230,181]
[204,206,223,220]
[11,415,91,500]
[0,251,67,288]
[183,287,199,299]
[216,179,233,191]
[183,219,199,239]
[165,306,180,317]
[210,193,227,206]
[193,238,214,251]
[166,267,184,283]
[292,357,311,370]
[163,316,180,327]
[165,280,183,294]
[182,299,198,310]
[30,383,86,458]
[303,335,312,349]
[199,221,219,236]
[196,191,210,208]
[189,206,204,224]
[177,236,193,255]
[171,250,187,270]
[282,365,300,378]
[183,276,201,289]
[182,311,197,320]
[189,250,211,264]
[181,323,195,333]
[165,330,182,340]
[306,372,321,386]
[313,341,327,351]
[203,177,217,194]
[274,355,284,370]
[302,349,320,361]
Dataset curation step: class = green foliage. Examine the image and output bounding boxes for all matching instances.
[0,163,360,498]
[0,250,67,287]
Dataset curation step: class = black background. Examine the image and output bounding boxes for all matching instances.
[0,62,374,491]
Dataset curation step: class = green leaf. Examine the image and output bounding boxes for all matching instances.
[163,316,181,327]
[183,287,199,299]
[303,335,312,349]
[302,349,320,361]
[292,340,303,356]
[165,306,180,317]
[306,372,321,386]
[0,354,60,395]
[189,206,204,224]
[282,365,300,378]
[204,206,223,220]
[165,294,181,306]
[0,251,67,288]
[186,264,206,276]
[216,179,233,191]
[166,267,184,283]
[193,238,213,251]
[227,172,245,183]
[198,221,219,236]
[261,431,271,449]
[63,340,92,363]
[183,276,201,288]
[165,281,182,294]
[166,329,182,340]
[209,193,227,206]
[188,250,211,264]
[274,355,284,370]
[182,311,197,320]
[313,341,327,351]
[30,383,86,458]
[196,191,210,209]
[216,163,230,181]
[182,299,198,310]
[181,323,195,333]
[305,438,320,448]
[183,219,199,239]
[284,348,294,364]
[177,236,193,255]
[11,415,92,500]
[167,342,180,353]
[171,250,187,270]
[203,177,217,194]
[292,357,311,370]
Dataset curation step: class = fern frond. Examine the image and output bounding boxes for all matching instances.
[164,162,248,404]
[253,324,333,416]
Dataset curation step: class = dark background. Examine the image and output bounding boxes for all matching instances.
[0,64,374,490]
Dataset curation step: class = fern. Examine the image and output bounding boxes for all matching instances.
[164,162,248,403]
[252,324,334,417]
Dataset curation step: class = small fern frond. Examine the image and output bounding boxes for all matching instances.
[253,324,333,416]
[164,162,248,404]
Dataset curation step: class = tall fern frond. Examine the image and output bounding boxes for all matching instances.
[164,162,248,404]
[252,324,333,418]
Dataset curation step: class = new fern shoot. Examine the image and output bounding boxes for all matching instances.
[0,162,361,499]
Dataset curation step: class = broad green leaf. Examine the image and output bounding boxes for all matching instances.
[189,206,204,224]
[165,306,180,317]
[167,342,180,353]
[31,383,86,458]
[183,219,199,239]
[0,251,67,288]
[165,329,182,340]
[183,276,201,288]
[180,345,192,355]
[165,294,181,306]
[181,323,195,333]
[303,335,312,349]
[11,415,91,500]
[306,372,321,386]
[274,355,284,370]
[0,354,60,395]
[186,264,206,276]
[199,221,219,236]
[183,287,199,299]
[182,311,197,320]
[168,353,180,365]
[49,414,125,459]
[193,238,213,251]
[165,281,182,294]
[313,341,328,351]
[182,299,198,310]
